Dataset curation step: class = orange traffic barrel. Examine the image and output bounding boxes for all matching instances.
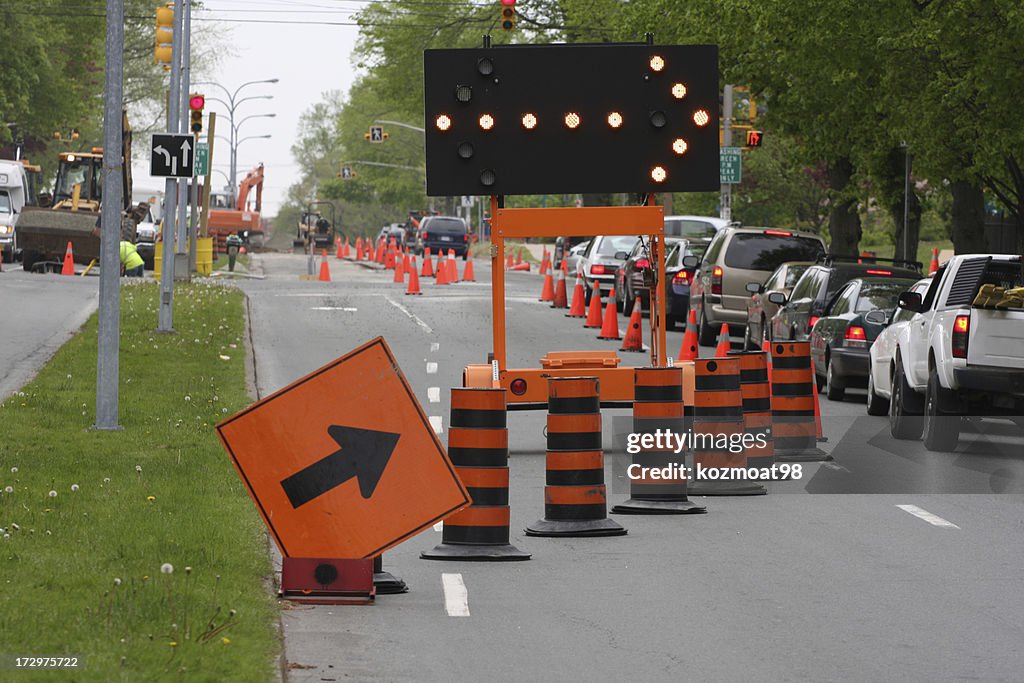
[612,367,706,515]
[372,554,407,594]
[688,358,766,496]
[422,388,530,561]
[526,377,626,537]
[728,350,775,470]
[770,342,830,462]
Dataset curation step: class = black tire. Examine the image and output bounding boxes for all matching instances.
[866,367,888,416]
[889,356,923,440]
[1,249,12,264]
[666,315,679,331]
[462,251,468,261]
[697,301,717,346]
[22,249,40,273]
[825,356,846,401]
[922,367,961,452]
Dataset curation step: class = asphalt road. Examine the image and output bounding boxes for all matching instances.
[0,267,99,401]
[238,252,1024,682]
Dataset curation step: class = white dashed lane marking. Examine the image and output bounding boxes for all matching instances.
[429,416,443,434]
[430,342,440,352]
[385,297,433,334]
[896,504,960,529]
[427,387,441,403]
[426,362,438,374]
[442,573,470,617]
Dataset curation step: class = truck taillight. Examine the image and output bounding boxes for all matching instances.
[672,270,690,285]
[591,264,606,275]
[844,325,867,348]
[711,266,723,295]
[952,314,970,359]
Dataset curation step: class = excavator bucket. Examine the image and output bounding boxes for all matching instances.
[16,207,101,272]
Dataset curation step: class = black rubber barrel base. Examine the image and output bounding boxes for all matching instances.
[688,482,767,496]
[611,498,707,514]
[775,448,832,462]
[525,518,627,537]
[421,543,532,561]
[373,571,408,594]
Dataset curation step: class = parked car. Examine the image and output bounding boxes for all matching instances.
[881,254,1024,451]
[614,237,682,312]
[564,240,590,277]
[613,238,707,328]
[416,215,470,259]
[809,276,920,400]
[554,235,589,269]
[663,215,730,243]
[769,257,923,343]
[377,223,405,245]
[743,261,814,349]
[577,235,640,303]
[865,277,933,415]
[691,226,827,346]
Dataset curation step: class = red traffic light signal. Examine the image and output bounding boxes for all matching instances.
[189,94,205,110]
[745,129,763,147]
[500,0,515,31]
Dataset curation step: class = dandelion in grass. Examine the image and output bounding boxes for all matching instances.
[4,486,12,494]
[161,563,174,575]
[135,465,142,473]
[48,490,57,498]
[114,578,122,586]
[147,495,156,502]
[71,484,79,492]
[10,467,17,473]
[221,637,231,645]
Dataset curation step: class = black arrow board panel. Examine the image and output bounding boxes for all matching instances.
[150,133,196,178]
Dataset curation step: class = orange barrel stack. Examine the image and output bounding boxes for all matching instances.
[422,388,530,561]
[526,377,626,537]
[728,350,775,470]
[611,367,706,515]
[769,341,830,462]
[688,357,766,496]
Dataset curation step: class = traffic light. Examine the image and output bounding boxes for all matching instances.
[155,3,174,66]
[500,0,516,32]
[745,129,763,147]
[189,94,205,134]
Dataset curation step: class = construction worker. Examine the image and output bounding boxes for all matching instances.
[119,239,145,277]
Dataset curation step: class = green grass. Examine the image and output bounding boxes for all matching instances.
[856,238,952,268]
[0,282,279,682]
[470,240,540,263]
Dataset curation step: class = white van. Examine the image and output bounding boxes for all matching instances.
[0,160,30,263]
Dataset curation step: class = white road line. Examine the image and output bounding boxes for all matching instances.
[385,297,433,334]
[430,342,440,352]
[822,461,851,472]
[309,306,358,311]
[427,387,441,403]
[433,521,444,532]
[441,573,470,617]
[426,362,438,374]
[429,416,443,434]
[896,504,960,529]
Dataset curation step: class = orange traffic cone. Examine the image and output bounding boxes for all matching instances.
[394,254,406,283]
[406,259,422,295]
[762,338,773,384]
[318,250,331,281]
[61,242,75,275]
[539,269,555,302]
[343,237,351,258]
[619,298,644,352]
[678,309,699,361]
[509,262,531,271]
[355,236,363,256]
[714,323,731,357]
[335,240,343,259]
[566,276,586,318]
[597,289,623,340]
[584,284,604,328]
[539,254,549,275]
[505,253,513,270]
[447,249,458,282]
[385,246,396,270]
[436,254,449,285]
[422,248,434,277]
[812,372,825,441]
[551,267,568,309]
[513,249,522,267]
[462,256,476,282]
[929,247,939,274]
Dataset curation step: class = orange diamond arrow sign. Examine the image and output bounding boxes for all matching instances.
[216,337,470,559]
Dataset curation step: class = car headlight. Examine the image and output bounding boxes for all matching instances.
[0,225,13,236]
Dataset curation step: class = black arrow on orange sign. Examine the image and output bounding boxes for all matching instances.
[280,425,400,508]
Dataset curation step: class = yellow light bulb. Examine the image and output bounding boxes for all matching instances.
[651,166,667,183]
[607,112,623,128]
[435,114,452,131]
[672,83,687,99]
[479,114,495,131]
[649,55,665,72]
[672,138,688,155]
[565,112,581,129]
[692,109,710,127]
[522,113,537,130]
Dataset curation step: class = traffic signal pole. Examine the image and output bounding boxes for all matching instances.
[720,84,733,221]
[158,0,183,332]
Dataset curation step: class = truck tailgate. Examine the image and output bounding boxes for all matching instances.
[968,308,1024,369]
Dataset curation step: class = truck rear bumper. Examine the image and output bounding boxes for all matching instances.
[954,366,1024,400]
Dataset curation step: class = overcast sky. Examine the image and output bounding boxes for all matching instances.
[138,2,364,217]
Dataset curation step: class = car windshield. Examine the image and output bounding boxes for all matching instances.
[855,282,916,312]
[785,264,809,287]
[665,218,718,240]
[0,190,11,214]
[595,236,639,256]
[724,233,825,270]
[427,218,464,233]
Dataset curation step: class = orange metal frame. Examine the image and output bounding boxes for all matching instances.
[466,198,666,407]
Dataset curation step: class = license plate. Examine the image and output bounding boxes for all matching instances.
[440,236,453,242]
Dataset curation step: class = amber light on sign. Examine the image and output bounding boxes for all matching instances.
[564,112,581,129]
[521,113,538,130]
[607,112,623,128]
[671,83,687,99]
[672,138,688,155]
[435,114,452,131]
[649,55,665,72]
[651,166,667,182]
[692,109,710,127]
[479,114,495,130]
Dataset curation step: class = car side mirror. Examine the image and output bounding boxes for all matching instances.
[767,291,787,306]
[864,309,888,325]
[614,251,629,260]
[745,282,763,294]
[898,291,922,312]
[681,255,699,269]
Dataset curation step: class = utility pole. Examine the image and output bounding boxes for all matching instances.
[158,0,183,332]
[175,0,191,268]
[95,0,124,430]
[720,84,733,222]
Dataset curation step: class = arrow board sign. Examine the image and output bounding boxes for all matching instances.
[216,337,471,559]
[150,133,195,178]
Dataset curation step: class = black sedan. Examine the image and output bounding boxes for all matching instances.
[613,238,705,329]
[810,276,918,401]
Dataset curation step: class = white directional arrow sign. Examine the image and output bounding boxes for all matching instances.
[150,133,196,178]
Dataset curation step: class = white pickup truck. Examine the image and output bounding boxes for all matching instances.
[887,254,1024,451]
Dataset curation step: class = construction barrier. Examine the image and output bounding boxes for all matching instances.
[688,357,766,496]
[526,377,627,537]
[728,350,775,470]
[422,388,530,561]
[770,341,830,462]
[611,367,706,515]
[372,554,407,594]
